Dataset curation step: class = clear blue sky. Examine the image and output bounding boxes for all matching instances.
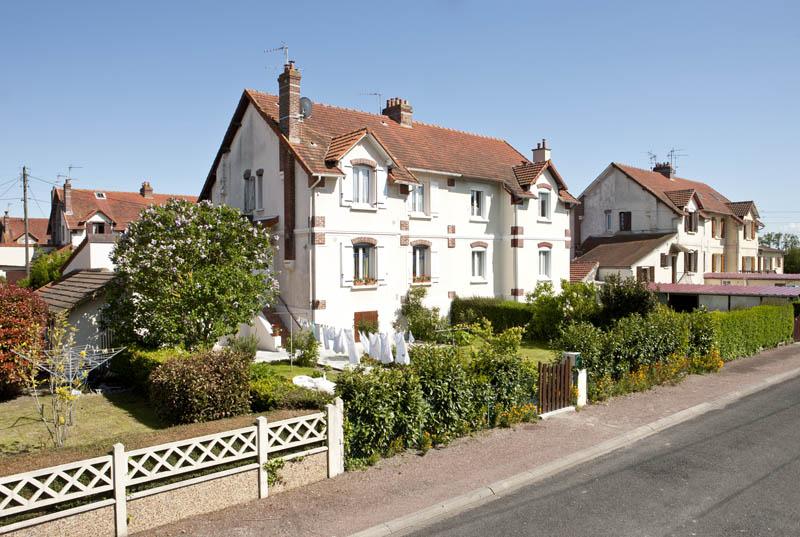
[1,0,798,233]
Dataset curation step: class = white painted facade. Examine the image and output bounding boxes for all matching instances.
[207,102,572,334]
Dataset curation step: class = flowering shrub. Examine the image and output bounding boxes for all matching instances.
[0,283,49,400]
[103,199,278,349]
[148,349,251,424]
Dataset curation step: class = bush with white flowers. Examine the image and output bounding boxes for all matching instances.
[103,199,278,349]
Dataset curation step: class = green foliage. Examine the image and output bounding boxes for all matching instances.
[785,247,800,273]
[553,322,607,376]
[148,349,252,424]
[110,346,188,392]
[469,350,537,421]
[355,318,378,335]
[596,274,658,326]
[287,329,319,367]
[524,281,600,341]
[335,367,427,467]
[686,308,717,358]
[103,199,278,349]
[264,458,285,487]
[228,334,258,360]
[249,362,331,411]
[449,296,533,334]
[18,247,72,289]
[710,304,794,361]
[395,286,447,342]
[0,283,49,400]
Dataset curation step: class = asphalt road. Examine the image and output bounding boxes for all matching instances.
[407,375,800,537]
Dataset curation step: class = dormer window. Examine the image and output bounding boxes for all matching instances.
[353,165,373,205]
[94,192,106,199]
[538,191,551,220]
[91,222,106,234]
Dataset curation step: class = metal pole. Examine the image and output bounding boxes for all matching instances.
[22,166,30,279]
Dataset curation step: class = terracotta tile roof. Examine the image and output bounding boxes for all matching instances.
[704,272,800,281]
[726,201,757,219]
[649,282,800,298]
[512,161,548,186]
[325,128,369,162]
[570,260,599,283]
[574,233,675,268]
[35,269,116,312]
[2,217,49,244]
[664,189,695,209]
[202,90,577,202]
[612,163,739,219]
[54,187,196,231]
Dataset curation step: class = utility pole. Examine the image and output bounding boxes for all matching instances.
[22,166,30,279]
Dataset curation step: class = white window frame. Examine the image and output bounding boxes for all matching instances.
[353,243,376,284]
[470,189,485,219]
[353,166,373,205]
[471,248,487,281]
[412,245,430,282]
[538,249,551,279]
[410,183,426,214]
[538,190,551,221]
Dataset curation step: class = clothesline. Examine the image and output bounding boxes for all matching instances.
[311,323,415,366]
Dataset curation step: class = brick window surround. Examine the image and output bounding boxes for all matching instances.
[536,183,553,190]
[471,241,488,249]
[410,239,432,247]
[352,236,378,246]
[350,158,377,169]
[538,242,553,249]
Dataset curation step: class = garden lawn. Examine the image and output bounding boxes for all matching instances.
[260,361,339,381]
[519,341,556,364]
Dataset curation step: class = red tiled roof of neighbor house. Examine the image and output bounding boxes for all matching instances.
[648,282,800,298]
[201,90,578,203]
[703,272,800,281]
[2,217,50,245]
[574,233,675,268]
[570,260,599,283]
[612,163,749,220]
[52,187,197,231]
[578,231,676,257]
[726,200,757,219]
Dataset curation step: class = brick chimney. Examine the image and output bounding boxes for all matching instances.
[140,180,154,199]
[532,138,551,163]
[278,61,302,143]
[653,162,675,179]
[382,98,413,127]
[63,178,73,215]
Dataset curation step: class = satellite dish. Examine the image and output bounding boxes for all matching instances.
[300,97,313,118]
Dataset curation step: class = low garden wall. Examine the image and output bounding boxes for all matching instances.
[0,400,344,537]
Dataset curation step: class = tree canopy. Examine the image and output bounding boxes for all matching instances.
[18,247,72,289]
[103,199,278,349]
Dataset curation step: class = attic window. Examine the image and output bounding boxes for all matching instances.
[95,192,107,199]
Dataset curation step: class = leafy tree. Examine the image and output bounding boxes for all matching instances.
[104,199,278,349]
[597,274,658,325]
[525,280,600,341]
[394,286,447,341]
[0,283,49,400]
[785,247,800,274]
[18,247,72,289]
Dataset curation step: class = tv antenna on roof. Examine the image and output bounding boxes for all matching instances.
[646,151,658,168]
[666,148,687,171]
[360,92,383,114]
[265,42,290,65]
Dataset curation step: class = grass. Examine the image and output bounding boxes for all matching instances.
[258,360,339,381]
[456,340,557,364]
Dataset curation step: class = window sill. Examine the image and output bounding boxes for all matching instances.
[537,218,552,224]
[469,216,489,224]
[411,281,432,287]
[470,278,488,285]
[351,284,379,291]
[351,204,378,212]
[409,212,432,221]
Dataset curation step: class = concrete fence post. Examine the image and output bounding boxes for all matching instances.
[112,442,128,537]
[576,369,588,408]
[256,416,269,498]
[327,397,345,478]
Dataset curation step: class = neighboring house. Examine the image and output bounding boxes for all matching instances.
[0,212,52,283]
[570,260,599,284]
[757,245,784,273]
[47,180,197,248]
[703,272,800,287]
[574,162,762,284]
[199,61,579,336]
[35,270,116,347]
[650,282,800,312]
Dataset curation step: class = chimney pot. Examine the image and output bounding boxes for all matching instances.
[140,180,154,198]
[382,97,413,127]
[532,138,552,163]
[653,162,675,179]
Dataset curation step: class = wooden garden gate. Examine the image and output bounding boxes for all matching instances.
[794,315,800,343]
[537,358,573,414]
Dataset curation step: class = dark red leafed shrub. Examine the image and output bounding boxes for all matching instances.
[0,283,49,400]
[148,349,251,424]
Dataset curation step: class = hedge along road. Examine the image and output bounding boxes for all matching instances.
[406,374,800,537]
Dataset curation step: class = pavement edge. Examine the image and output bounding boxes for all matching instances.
[348,364,800,537]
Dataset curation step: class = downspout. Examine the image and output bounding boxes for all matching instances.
[309,175,323,325]
[513,201,519,301]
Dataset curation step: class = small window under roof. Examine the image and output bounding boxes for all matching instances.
[95,192,106,199]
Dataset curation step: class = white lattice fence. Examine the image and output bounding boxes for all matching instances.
[0,399,344,537]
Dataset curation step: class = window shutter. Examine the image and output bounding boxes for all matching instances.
[377,244,388,285]
[341,174,353,207]
[693,212,699,232]
[660,253,669,268]
[649,267,655,282]
[408,246,414,283]
[429,180,439,217]
[373,169,382,207]
[711,219,717,238]
[340,243,354,287]
[431,247,441,282]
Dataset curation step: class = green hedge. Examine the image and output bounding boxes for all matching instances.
[449,297,533,333]
[249,363,331,411]
[110,346,188,392]
[710,304,794,361]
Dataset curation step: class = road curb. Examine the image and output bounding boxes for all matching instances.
[348,365,800,537]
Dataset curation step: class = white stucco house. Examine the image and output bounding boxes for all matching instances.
[573,162,764,284]
[199,61,579,339]
[0,213,52,283]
